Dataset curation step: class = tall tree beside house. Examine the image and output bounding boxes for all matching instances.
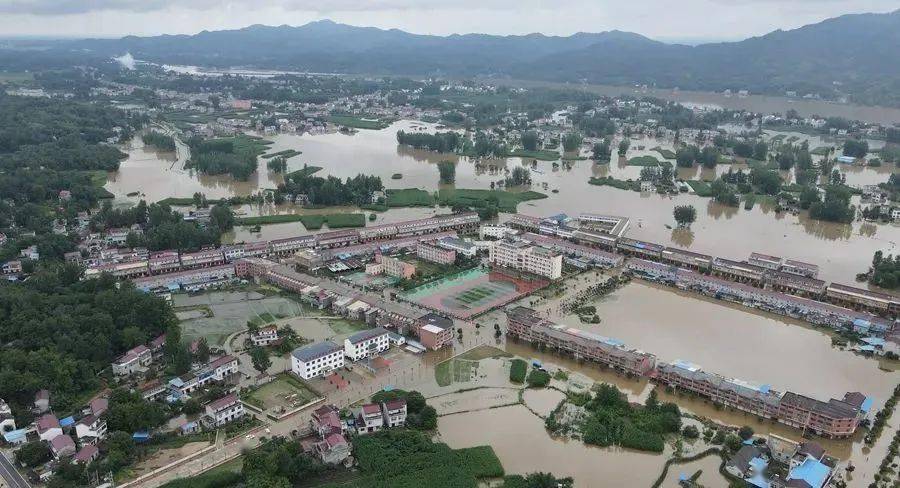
[249,346,272,374]
[673,205,697,227]
[194,338,211,364]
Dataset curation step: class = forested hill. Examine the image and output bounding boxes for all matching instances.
[63,10,900,106]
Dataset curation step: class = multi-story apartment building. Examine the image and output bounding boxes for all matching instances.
[711,258,768,286]
[292,341,345,379]
[378,255,416,279]
[826,283,899,316]
[661,247,712,270]
[344,328,390,361]
[748,252,783,270]
[522,233,622,268]
[416,241,456,265]
[615,237,664,260]
[490,239,563,280]
[149,251,181,274]
[656,360,781,419]
[180,249,226,269]
[777,392,860,438]
[506,307,656,376]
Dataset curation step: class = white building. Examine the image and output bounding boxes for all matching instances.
[36,414,62,442]
[344,327,390,361]
[0,399,14,434]
[480,224,515,240]
[203,394,245,427]
[490,239,563,280]
[250,325,279,347]
[292,341,345,379]
[355,403,385,434]
[112,345,152,377]
[438,237,477,258]
[381,399,408,428]
[75,415,108,444]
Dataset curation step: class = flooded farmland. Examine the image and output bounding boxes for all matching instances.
[105,120,900,285]
[437,405,672,488]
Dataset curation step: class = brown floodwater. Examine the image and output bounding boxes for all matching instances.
[438,405,669,488]
[550,282,899,403]
[522,388,566,417]
[657,453,728,488]
[106,121,900,285]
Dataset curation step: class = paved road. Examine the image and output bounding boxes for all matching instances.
[0,452,29,488]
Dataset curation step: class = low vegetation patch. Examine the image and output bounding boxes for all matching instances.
[509,358,528,383]
[437,188,546,213]
[299,213,366,230]
[685,180,713,197]
[626,155,662,166]
[329,114,390,130]
[507,149,560,161]
[385,188,435,207]
[262,149,301,159]
[321,429,503,488]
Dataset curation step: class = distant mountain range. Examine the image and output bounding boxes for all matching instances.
[53,10,900,107]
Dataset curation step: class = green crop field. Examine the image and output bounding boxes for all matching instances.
[385,188,435,207]
[437,188,547,213]
[328,115,390,130]
[299,213,366,230]
[626,155,662,166]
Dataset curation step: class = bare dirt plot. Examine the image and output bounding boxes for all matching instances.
[127,441,210,478]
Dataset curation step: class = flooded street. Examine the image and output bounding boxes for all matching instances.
[105,120,900,285]
[554,281,898,403]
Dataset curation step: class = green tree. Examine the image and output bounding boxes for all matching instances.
[843,139,869,158]
[673,205,697,227]
[682,425,700,439]
[617,139,630,157]
[521,131,539,151]
[699,146,719,168]
[592,140,612,162]
[675,146,699,168]
[562,132,582,152]
[194,338,210,364]
[437,160,456,184]
[16,441,51,467]
[249,346,271,374]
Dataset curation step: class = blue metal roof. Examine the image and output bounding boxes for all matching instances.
[788,457,831,488]
[861,396,874,413]
[3,429,27,442]
[59,416,75,427]
[861,337,886,346]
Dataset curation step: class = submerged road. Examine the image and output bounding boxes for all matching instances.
[0,451,30,488]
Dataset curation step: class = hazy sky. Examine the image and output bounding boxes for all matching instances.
[0,0,896,41]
